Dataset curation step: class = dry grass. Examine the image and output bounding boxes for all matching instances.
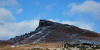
[1,43,100,50]
[0,42,63,50]
[0,45,33,50]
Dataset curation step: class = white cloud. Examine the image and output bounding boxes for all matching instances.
[0,0,19,7]
[0,8,14,22]
[0,19,39,40]
[49,19,94,31]
[0,0,29,40]
[61,21,94,31]
[0,0,23,15]
[0,8,38,40]
[17,8,23,14]
[68,0,100,18]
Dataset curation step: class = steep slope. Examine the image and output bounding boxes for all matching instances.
[9,20,100,45]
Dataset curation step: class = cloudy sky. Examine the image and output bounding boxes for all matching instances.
[0,0,100,40]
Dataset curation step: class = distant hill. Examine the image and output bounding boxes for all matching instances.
[1,20,100,46]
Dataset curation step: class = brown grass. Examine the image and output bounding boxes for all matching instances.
[0,42,64,50]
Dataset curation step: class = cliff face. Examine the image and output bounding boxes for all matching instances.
[6,20,100,45]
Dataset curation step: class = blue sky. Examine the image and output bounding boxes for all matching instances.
[0,0,100,40]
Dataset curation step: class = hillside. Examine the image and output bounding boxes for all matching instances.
[8,20,100,45]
